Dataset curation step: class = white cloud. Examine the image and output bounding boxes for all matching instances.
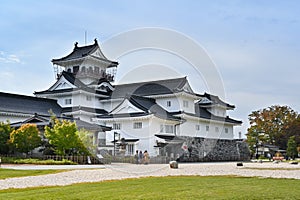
[0,51,22,63]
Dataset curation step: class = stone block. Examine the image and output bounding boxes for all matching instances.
[169,161,178,169]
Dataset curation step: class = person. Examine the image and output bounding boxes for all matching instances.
[138,150,143,164]
[134,150,139,164]
[143,150,150,165]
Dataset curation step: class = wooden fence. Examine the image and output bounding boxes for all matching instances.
[42,155,110,164]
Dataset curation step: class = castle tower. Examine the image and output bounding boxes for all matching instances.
[35,39,117,122]
[52,39,118,84]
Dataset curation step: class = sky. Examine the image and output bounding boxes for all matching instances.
[0,1,299,137]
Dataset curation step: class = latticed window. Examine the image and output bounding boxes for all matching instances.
[86,95,92,101]
[206,125,209,132]
[113,123,121,130]
[160,125,174,133]
[167,101,171,107]
[215,127,219,132]
[133,122,142,129]
[65,98,72,105]
[127,144,134,155]
[183,100,189,108]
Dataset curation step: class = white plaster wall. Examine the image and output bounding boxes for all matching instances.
[178,96,195,114]
[156,97,180,112]
[207,107,227,117]
[105,117,162,156]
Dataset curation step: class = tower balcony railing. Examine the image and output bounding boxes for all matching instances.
[74,71,114,81]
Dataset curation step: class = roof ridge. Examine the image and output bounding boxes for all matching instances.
[114,76,187,87]
[0,91,58,103]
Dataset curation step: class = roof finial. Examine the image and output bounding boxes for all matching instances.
[74,42,78,48]
[94,38,98,45]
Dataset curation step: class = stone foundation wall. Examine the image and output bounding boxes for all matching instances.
[163,136,250,162]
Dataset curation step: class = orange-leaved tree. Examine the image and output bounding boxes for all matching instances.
[9,124,41,155]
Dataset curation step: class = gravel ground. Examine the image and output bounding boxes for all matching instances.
[0,162,299,190]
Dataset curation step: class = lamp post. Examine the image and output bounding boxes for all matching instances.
[255,138,259,159]
[113,132,117,156]
[113,132,119,157]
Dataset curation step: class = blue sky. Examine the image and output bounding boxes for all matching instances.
[1,1,300,136]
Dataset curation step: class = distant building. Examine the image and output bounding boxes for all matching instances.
[1,39,248,160]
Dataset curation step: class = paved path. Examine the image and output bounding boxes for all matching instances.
[0,162,299,190]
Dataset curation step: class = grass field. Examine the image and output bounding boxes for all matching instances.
[0,176,299,200]
[0,168,67,180]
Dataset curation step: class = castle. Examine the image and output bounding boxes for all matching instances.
[0,39,249,161]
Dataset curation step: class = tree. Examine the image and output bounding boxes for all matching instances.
[247,105,298,151]
[44,119,88,156]
[9,124,41,155]
[286,136,298,159]
[78,129,96,155]
[281,117,300,149]
[0,121,12,154]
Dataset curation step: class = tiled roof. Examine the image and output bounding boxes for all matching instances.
[128,95,182,121]
[10,114,111,131]
[51,39,118,65]
[34,72,111,96]
[197,92,235,109]
[0,92,62,116]
[111,77,188,99]
[175,106,242,124]
[62,106,108,115]
[98,94,182,121]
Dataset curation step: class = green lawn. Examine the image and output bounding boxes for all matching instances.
[0,168,66,180]
[0,176,299,199]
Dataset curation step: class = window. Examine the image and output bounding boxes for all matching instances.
[196,125,200,131]
[133,122,142,129]
[167,101,171,107]
[225,128,229,134]
[94,67,100,74]
[73,66,79,74]
[206,125,209,132]
[113,123,121,130]
[160,125,164,133]
[88,67,93,73]
[98,139,106,146]
[65,98,72,105]
[86,95,92,101]
[127,144,135,155]
[165,125,174,133]
[183,100,189,108]
[215,127,219,132]
[160,125,174,133]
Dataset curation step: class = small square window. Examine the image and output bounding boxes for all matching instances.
[167,101,171,107]
[225,128,229,133]
[133,122,142,129]
[183,100,189,108]
[206,126,209,132]
[196,125,200,131]
[65,98,72,105]
[86,96,92,101]
[113,123,121,130]
[215,127,219,132]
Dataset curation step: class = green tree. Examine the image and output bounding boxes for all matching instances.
[78,129,95,155]
[247,105,298,151]
[44,119,88,156]
[9,124,41,155]
[286,136,298,159]
[0,121,13,154]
